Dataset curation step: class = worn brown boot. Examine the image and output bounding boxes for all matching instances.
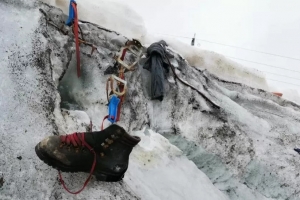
[35,124,140,182]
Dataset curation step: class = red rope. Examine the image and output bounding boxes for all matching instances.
[101,115,109,131]
[58,133,96,194]
[116,73,125,122]
[120,48,127,60]
[71,2,81,78]
[115,48,127,122]
[116,96,123,122]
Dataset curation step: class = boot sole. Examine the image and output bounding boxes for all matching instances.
[35,144,125,182]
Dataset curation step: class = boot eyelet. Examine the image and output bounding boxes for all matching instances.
[107,140,113,144]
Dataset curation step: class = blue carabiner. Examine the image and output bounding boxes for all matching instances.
[108,95,120,123]
[65,0,77,26]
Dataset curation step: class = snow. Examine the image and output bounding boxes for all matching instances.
[144,34,270,91]
[0,2,58,200]
[1,1,300,200]
[42,0,270,92]
[41,0,146,40]
[57,111,229,200]
[281,89,300,105]
[126,129,229,200]
[0,1,228,200]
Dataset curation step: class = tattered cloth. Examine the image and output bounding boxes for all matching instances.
[142,40,171,101]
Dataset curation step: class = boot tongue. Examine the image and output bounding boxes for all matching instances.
[83,127,118,150]
[121,133,141,147]
[84,124,141,149]
[105,124,141,146]
[84,132,98,149]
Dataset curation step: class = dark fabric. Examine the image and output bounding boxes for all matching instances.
[294,148,300,154]
[143,40,171,101]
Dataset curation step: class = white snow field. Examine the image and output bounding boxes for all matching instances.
[1,1,300,200]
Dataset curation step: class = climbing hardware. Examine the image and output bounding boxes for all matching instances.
[101,39,143,129]
[65,0,81,77]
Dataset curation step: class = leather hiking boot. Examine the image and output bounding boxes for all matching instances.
[35,124,141,182]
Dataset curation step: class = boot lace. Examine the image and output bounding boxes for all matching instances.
[58,132,97,194]
[60,132,85,147]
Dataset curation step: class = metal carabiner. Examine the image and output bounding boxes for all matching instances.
[116,39,143,70]
[106,75,127,101]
